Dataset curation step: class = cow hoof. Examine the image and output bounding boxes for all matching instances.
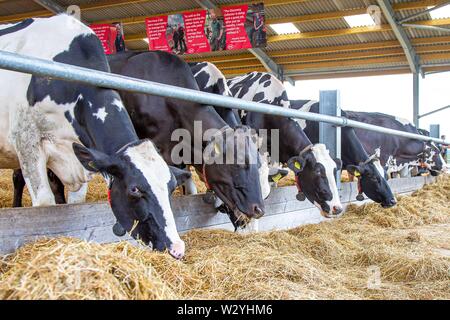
[112,222,126,237]
[296,192,306,201]
[203,191,216,204]
[356,194,365,201]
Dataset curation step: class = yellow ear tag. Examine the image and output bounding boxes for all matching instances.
[295,161,301,170]
[354,171,361,177]
[88,161,96,170]
[272,173,283,183]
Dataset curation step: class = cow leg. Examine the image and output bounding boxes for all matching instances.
[12,169,26,207]
[47,170,66,204]
[16,148,55,207]
[67,183,88,204]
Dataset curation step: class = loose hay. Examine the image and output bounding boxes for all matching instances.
[0,176,449,300]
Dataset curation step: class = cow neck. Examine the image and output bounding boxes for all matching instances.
[341,127,370,166]
[77,91,139,156]
[186,108,230,185]
[279,118,313,164]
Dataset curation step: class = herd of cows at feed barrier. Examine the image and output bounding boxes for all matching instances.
[0,15,447,260]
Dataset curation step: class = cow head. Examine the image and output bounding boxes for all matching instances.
[423,143,445,175]
[73,140,190,259]
[347,151,396,208]
[203,126,265,226]
[287,144,343,218]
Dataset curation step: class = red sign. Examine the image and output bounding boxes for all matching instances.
[144,3,265,55]
[145,16,170,52]
[90,24,116,54]
[183,10,210,54]
[222,5,252,50]
[90,23,126,55]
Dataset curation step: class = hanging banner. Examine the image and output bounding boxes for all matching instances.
[90,22,126,55]
[183,10,211,54]
[144,2,265,55]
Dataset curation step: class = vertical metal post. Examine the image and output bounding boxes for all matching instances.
[413,73,420,127]
[430,124,440,139]
[319,90,342,189]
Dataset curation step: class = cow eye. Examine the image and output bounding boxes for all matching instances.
[129,186,143,198]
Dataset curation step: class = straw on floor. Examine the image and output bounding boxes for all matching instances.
[0,176,449,300]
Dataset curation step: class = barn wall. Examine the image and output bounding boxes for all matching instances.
[0,176,436,254]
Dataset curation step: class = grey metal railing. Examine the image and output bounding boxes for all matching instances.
[0,50,448,145]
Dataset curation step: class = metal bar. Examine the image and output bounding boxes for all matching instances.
[248,48,295,86]
[32,0,65,14]
[418,105,450,118]
[319,90,341,188]
[413,73,420,127]
[377,0,419,74]
[399,1,450,24]
[403,23,450,33]
[0,50,448,145]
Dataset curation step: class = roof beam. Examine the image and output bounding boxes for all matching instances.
[399,0,450,24]
[377,0,419,73]
[32,0,64,14]
[0,0,313,24]
[0,0,441,25]
[89,0,443,26]
[188,43,450,68]
[125,23,394,42]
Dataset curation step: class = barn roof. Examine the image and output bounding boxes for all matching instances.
[1,0,450,80]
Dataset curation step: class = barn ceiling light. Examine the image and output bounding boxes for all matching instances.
[344,14,376,28]
[428,4,450,19]
[270,23,300,35]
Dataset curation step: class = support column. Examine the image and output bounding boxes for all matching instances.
[319,90,342,189]
[413,73,420,128]
[430,124,440,139]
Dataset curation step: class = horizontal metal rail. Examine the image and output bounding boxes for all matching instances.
[0,50,448,145]
[418,105,450,119]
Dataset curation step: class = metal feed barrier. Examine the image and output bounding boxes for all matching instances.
[0,50,448,146]
[0,50,445,253]
[0,176,437,254]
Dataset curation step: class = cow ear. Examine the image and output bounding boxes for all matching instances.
[287,156,306,174]
[73,143,122,177]
[334,158,343,170]
[169,166,192,187]
[346,165,363,177]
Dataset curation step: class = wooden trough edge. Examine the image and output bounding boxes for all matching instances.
[0,176,437,255]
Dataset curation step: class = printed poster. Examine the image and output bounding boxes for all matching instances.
[90,22,126,55]
[144,3,265,55]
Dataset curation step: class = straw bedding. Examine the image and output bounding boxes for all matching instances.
[0,175,449,300]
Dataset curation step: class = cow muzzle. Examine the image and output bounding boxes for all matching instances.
[169,240,185,260]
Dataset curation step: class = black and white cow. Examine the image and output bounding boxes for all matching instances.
[107,52,266,229]
[0,16,189,259]
[345,111,445,177]
[290,100,396,208]
[189,64,343,218]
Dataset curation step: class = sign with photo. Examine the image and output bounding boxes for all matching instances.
[144,3,265,55]
[90,22,126,55]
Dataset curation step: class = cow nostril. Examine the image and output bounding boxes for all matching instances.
[253,205,264,218]
[333,206,343,215]
[168,241,185,260]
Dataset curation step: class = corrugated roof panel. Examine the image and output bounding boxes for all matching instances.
[0,0,43,16]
